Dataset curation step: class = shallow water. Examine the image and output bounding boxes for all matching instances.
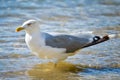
[0,0,120,80]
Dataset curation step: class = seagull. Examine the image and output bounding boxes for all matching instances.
[16,19,115,66]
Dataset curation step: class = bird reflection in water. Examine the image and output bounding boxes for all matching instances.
[26,62,83,80]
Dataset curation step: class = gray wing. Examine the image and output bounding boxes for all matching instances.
[44,33,90,53]
[44,33,109,53]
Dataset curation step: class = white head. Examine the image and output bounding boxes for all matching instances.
[16,19,40,33]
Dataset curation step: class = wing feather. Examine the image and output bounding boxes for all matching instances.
[45,34,90,53]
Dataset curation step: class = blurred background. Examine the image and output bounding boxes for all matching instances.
[0,0,120,80]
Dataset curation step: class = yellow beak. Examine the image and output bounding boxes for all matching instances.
[15,27,25,32]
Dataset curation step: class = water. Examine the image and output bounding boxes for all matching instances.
[0,0,120,80]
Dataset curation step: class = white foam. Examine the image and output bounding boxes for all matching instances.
[108,34,120,39]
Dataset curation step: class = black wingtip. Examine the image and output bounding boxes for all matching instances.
[82,35,110,48]
[103,35,110,40]
[93,36,101,42]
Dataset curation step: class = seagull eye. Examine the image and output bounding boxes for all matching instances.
[27,23,32,26]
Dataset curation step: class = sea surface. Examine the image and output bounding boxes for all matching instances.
[0,0,120,80]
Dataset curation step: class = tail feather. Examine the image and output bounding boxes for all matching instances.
[82,33,120,48]
[82,35,109,48]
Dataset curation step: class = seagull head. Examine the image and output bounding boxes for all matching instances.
[16,19,40,33]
